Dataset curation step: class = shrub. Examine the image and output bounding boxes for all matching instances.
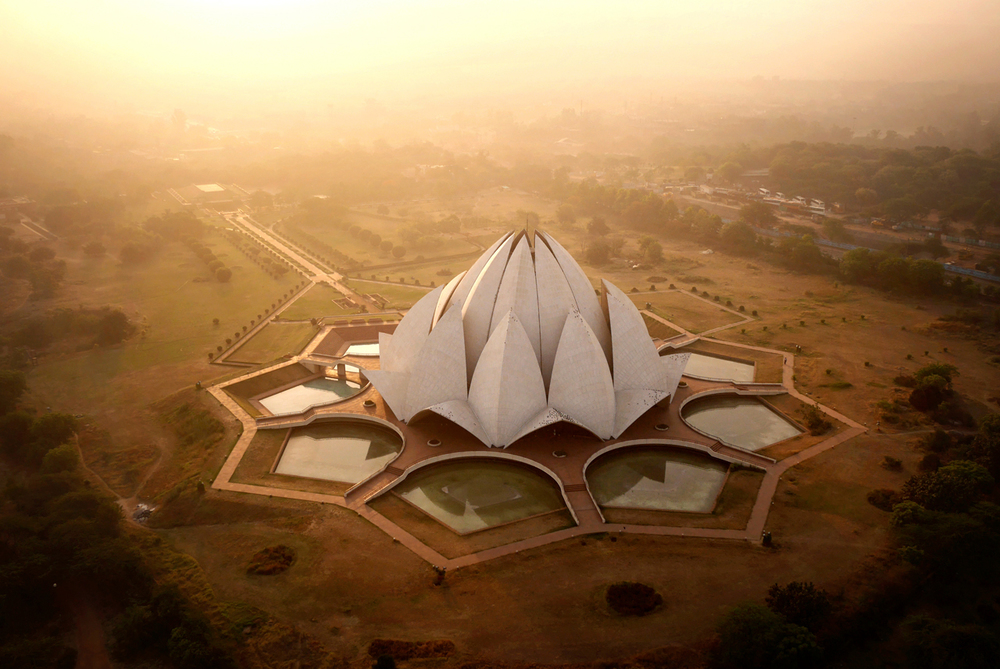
[867,488,902,511]
[918,453,941,472]
[605,582,662,616]
[882,456,903,471]
[765,581,832,631]
[800,405,832,435]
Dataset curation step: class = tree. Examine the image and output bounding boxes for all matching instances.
[391,246,405,258]
[915,363,958,385]
[902,460,994,512]
[902,615,1000,669]
[42,443,79,473]
[248,191,273,209]
[855,187,878,206]
[684,166,705,182]
[98,309,132,345]
[83,240,106,257]
[717,161,744,184]
[739,202,778,228]
[120,243,153,265]
[587,217,610,236]
[765,582,832,632]
[638,237,662,264]
[30,413,77,449]
[720,221,758,254]
[377,204,389,215]
[712,603,822,669]
[585,239,610,265]
[29,246,56,262]
[215,267,232,283]
[379,240,393,253]
[0,370,27,414]
[556,204,576,225]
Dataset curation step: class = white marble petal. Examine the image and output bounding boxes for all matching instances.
[467,311,548,448]
[547,310,616,439]
[534,238,578,387]
[403,305,468,420]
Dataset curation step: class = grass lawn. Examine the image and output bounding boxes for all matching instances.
[629,290,744,334]
[343,279,431,309]
[228,322,318,365]
[357,257,476,289]
[23,230,298,472]
[293,216,477,267]
[277,284,357,321]
[642,313,684,339]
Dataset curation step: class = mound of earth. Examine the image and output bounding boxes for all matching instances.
[247,545,295,575]
[367,639,456,660]
[606,582,663,616]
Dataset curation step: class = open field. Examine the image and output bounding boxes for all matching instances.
[291,213,478,267]
[276,284,356,321]
[344,278,431,309]
[17,228,297,500]
[227,322,317,365]
[629,290,745,334]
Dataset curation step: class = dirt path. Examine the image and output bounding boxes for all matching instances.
[58,583,112,669]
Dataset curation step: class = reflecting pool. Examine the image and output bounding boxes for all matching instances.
[345,342,379,356]
[683,353,755,383]
[587,447,729,512]
[275,421,401,483]
[393,460,565,534]
[682,394,801,451]
[259,377,361,415]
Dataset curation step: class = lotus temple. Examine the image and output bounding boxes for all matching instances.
[211,229,865,567]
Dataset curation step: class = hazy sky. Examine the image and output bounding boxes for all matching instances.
[3,0,999,116]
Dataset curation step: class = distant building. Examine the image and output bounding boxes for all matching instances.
[0,196,35,220]
[169,183,243,210]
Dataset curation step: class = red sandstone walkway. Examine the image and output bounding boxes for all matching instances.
[209,309,868,570]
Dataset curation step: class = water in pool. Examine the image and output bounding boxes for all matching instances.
[588,447,729,512]
[345,342,379,356]
[393,460,565,534]
[683,353,755,383]
[259,377,361,415]
[682,395,802,451]
[275,421,401,483]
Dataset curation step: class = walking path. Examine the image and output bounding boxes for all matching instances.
[208,295,867,571]
[230,213,380,312]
